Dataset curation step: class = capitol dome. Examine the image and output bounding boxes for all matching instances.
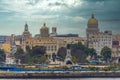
[88,13,98,25]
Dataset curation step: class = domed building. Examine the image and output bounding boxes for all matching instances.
[86,13,99,39]
[40,23,49,37]
[88,14,98,25]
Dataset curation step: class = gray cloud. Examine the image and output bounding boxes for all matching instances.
[48,2,67,7]
[100,19,120,22]
[0,0,120,37]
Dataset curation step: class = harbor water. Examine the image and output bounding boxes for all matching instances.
[0,78,120,80]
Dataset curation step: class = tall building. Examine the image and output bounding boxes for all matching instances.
[86,13,100,43]
[22,23,32,40]
[89,31,112,55]
[40,23,49,37]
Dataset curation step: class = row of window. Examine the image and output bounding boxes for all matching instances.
[94,44,112,48]
[90,38,112,42]
[94,42,111,44]
[46,46,57,51]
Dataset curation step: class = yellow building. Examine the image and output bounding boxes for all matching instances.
[1,43,11,55]
[25,37,66,58]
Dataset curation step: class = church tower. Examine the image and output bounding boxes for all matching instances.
[22,23,32,40]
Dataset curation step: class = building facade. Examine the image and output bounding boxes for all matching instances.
[40,23,49,37]
[86,13,100,47]
[25,37,66,59]
[89,31,112,55]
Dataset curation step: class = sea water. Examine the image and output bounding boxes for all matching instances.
[0,78,120,80]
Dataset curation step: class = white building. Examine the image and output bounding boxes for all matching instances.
[6,55,16,64]
[89,31,112,55]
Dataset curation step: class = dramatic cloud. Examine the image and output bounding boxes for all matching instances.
[0,0,120,36]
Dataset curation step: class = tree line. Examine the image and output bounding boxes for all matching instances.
[0,42,112,64]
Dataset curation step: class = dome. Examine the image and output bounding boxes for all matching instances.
[40,23,49,37]
[40,23,48,30]
[88,13,98,24]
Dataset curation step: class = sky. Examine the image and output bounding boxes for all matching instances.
[0,0,120,37]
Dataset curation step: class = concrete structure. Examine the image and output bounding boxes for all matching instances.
[88,31,112,55]
[64,48,73,65]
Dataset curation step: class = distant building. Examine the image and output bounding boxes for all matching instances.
[86,13,100,46]
[6,55,16,64]
[0,36,8,44]
[112,34,120,46]
[50,27,57,37]
[89,31,112,55]
[40,23,49,37]
[22,23,32,52]
[25,37,66,59]
[22,23,32,40]
[56,34,78,37]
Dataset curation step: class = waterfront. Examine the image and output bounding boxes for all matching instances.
[0,78,120,80]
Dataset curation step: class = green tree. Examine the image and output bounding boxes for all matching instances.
[27,46,46,64]
[70,42,88,63]
[14,47,25,63]
[101,46,112,63]
[71,42,85,50]
[71,49,88,63]
[57,47,67,60]
[88,48,97,60]
[26,45,31,54]
[31,46,46,56]
[0,49,6,62]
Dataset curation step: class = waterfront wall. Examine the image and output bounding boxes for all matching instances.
[0,72,120,78]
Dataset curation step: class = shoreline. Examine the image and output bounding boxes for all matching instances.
[0,72,120,78]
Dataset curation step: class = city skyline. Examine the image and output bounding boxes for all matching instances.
[0,0,120,37]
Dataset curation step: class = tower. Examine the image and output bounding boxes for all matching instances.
[64,44,73,65]
[50,27,57,37]
[52,27,57,34]
[40,23,49,37]
[22,23,32,40]
[86,13,100,46]
[86,13,99,37]
[25,23,28,31]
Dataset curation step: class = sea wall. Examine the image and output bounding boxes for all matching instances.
[0,72,120,78]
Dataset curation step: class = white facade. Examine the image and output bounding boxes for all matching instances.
[6,56,16,64]
[89,31,112,55]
